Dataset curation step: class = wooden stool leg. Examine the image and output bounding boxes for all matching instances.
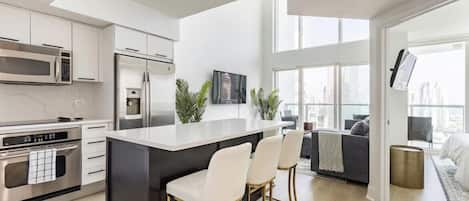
[262,185,266,201]
[247,186,251,201]
[166,194,171,201]
[288,168,293,201]
[293,167,298,201]
[269,180,273,201]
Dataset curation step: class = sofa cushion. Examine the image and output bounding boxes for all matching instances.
[350,120,369,136]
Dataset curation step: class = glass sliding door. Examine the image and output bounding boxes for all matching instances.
[340,65,370,129]
[275,69,300,129]
[303,66,336,129]
[274,65,370,130]
[408,42,466,144]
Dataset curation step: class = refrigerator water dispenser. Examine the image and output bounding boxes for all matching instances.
[126,88,142,117]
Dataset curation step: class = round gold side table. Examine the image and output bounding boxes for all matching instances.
[390,145,424,189]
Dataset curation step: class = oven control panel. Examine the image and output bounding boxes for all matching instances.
[2,132,68,147]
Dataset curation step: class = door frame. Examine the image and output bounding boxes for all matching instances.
[369,0,458,200]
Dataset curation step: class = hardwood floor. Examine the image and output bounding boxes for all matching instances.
[272,170,368,201]
[390,154,447,201]
[73,170,369,201]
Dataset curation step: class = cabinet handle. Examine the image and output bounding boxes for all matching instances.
[88,169,105,175]
[88,154,105,160]
[78,77,96,81]
[154,53,168,58]
[42,43,64,49]
[125,48,139,52]
[87,125,106,129]
[0,37,19,42]
[88,140,105,145]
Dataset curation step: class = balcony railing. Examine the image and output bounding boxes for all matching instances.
[281,103,465,144]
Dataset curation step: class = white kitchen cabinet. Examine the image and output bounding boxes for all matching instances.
[147,35,173,61]
[73,23,101,82]
[0,4,30,44]
[81,123,110,185]
[31,12,72,50]
[114,26,147,55]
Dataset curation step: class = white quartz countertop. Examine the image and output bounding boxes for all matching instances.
[0,119,112,134]
[106,119,292,151]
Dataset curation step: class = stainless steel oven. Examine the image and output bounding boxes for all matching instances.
[0,127,81,201]
[0,40,72,85]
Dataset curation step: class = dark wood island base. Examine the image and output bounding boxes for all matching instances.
[106,133,264,201]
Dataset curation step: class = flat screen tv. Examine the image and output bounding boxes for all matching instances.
[390,49,417,91]
[212,70,247,104]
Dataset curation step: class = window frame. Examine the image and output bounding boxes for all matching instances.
[274,63,370,129]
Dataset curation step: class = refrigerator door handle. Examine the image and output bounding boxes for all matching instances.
[142,71,148,127]
[147,71,152,127]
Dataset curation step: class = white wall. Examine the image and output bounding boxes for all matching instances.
[50,0,179,40]
[0,83,100,122]
[174,0,264,121]
[386,31,409,146]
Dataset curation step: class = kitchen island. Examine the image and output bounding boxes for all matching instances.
[105,119,291,201]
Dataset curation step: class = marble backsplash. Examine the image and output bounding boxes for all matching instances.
[0,82,101,122]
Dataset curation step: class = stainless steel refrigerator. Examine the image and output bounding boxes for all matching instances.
[115,54,175,130]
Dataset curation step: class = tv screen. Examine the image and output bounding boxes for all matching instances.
[390,49,417,91]
[212,70,246,104]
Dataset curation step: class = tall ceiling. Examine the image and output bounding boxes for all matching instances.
[131,0,236,18]
[391,0,469,42]
[0,0,110,26]
[287,0,408,19]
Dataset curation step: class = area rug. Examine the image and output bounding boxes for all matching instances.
[432,156,469,201]
[296,158,315,176]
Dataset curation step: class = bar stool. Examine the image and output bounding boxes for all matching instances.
[278,130,304,201]
[166,143,252,201]
[246,135,283,201]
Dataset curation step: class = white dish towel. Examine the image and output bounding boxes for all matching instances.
[28,148,57,184]
[318,131,344,173]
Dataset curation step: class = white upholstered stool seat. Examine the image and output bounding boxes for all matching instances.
[278,130,304,201]
[166,170,207,201]
[246,135,283,201]
[166,143,252,201]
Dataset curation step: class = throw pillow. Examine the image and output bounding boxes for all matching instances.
[350,120,369,136]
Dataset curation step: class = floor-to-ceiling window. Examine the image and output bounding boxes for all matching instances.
[303,66,336,128]
[275,65,370,130]
[273,0,370,130]
[408,42,466,144]
[276,69,299,117]
[340,65,370,128]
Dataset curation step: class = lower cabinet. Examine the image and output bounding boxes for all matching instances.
[81,123,110,185]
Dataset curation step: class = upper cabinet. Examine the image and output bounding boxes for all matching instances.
[31,12,72,50]
[113,26,174,62]
[147,35,173,61]
[0,4,30,44]
[73,23,101,82]
[114,26,147,55]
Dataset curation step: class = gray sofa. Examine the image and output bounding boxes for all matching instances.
[309,130,369,184]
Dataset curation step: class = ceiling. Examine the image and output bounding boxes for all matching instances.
[0,0,110,27]
[287,0,408,19]
[391,0,469,42]
[130,0,237,18]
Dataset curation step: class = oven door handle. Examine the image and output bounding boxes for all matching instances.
[0,144,79,160]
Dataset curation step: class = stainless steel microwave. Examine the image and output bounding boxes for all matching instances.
[0,41,72,85]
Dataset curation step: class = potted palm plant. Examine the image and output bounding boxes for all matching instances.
[176,79,212,124]
[250,88,282,120]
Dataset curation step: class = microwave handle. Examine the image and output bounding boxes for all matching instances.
[0,144,79,160]
[55,57,60,81]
